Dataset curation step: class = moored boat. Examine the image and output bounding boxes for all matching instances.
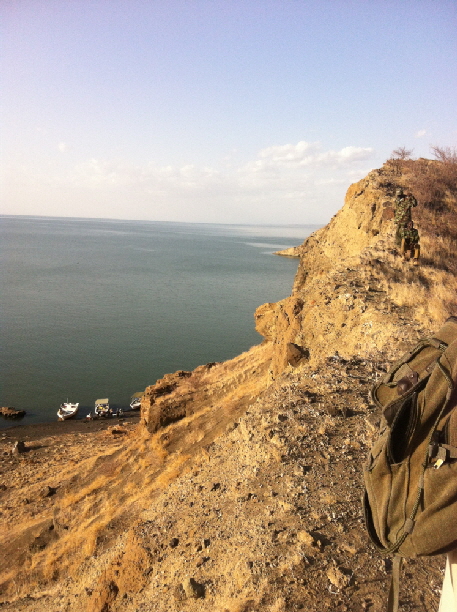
[129,392,143,410]
[94,398,111,417]
[57,402,79,420]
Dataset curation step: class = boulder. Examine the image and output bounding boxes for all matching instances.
[12,440,26,455]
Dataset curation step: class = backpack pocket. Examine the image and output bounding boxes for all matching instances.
[420,459,457,555]
[364,443,392,549]
[388,393,419,464]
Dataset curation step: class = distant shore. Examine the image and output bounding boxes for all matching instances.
[0,412,141,443]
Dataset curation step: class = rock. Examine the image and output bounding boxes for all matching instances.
[88,580,119,612]
[340,542,358,556]
[174,584,187,602]
[1,407,26,419]
[365,413,380,435]
[327,566,351,589]
[286,343,310,367]
[195,556,209,567]
[12,440,26,455]
[41,485,58,498]
[274,247,300,258]
[325,405,340,417]
[182,577,205,599]
[382,207,394,220]
[110,427,127,436]
[297,530,316,547]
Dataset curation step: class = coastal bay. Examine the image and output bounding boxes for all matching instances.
[1,218,318,429]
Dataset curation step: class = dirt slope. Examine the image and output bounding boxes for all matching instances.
[1,160,456,612]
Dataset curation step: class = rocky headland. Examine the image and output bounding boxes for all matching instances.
[1,159,456,612]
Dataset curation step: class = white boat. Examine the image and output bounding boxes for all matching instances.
[57,402,79,420]
[129,392,143,410]
[94,398,111,417]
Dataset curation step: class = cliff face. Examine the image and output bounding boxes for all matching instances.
[254,162,456,378]
[142,160,455,428]
[254,168,399,379]
[1,161,456,612]
[141,167,402,430]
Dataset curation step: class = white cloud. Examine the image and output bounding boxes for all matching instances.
[69,141,375,193]
[3,141,377,224]
[252,141,373,170]
[58,142,68,152]
[416,129,427,138]
[258,140,321,163]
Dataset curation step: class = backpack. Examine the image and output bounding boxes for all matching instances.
[363,316,457,612]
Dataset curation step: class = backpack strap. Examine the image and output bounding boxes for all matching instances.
[387,557,403,612]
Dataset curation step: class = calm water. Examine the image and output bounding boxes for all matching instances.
[1,216,319,428]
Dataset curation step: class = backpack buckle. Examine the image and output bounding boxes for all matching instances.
[396,372,419,395]
[432,446,448,468]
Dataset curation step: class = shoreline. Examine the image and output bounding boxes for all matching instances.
[0,412,141,443]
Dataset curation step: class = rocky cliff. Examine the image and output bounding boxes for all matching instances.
[1,160,456,612]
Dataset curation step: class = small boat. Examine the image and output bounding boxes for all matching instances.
[129,392,143,410]
[94,398,111,417]
[57,401,79,420]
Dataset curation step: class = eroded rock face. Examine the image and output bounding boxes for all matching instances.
[138,168,401,437]
[286,342,310,367]
[141,370,193,433]
[141,349,271,435]
[255,297,307,375]
[253,163,445,377]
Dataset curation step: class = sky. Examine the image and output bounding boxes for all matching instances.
[1,0,456,225]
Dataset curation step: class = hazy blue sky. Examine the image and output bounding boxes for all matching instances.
[2,0,456,224]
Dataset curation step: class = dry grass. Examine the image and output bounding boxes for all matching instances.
[388,266,454,321]
[380,154,457,325]
[8,426,197,598]
[60,474,111,509]
[387,153,457,273]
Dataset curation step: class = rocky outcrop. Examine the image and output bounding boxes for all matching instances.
[254,163,456,378]
[141,344,272,436]
[274,246,300,258]
[1,407,26,419]
[137,160,456,437]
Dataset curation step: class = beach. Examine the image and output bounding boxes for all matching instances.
[0,412,141,443]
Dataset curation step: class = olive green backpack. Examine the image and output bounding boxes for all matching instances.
[363,316,457,612]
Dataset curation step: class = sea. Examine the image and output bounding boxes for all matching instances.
[1,216,320,429]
